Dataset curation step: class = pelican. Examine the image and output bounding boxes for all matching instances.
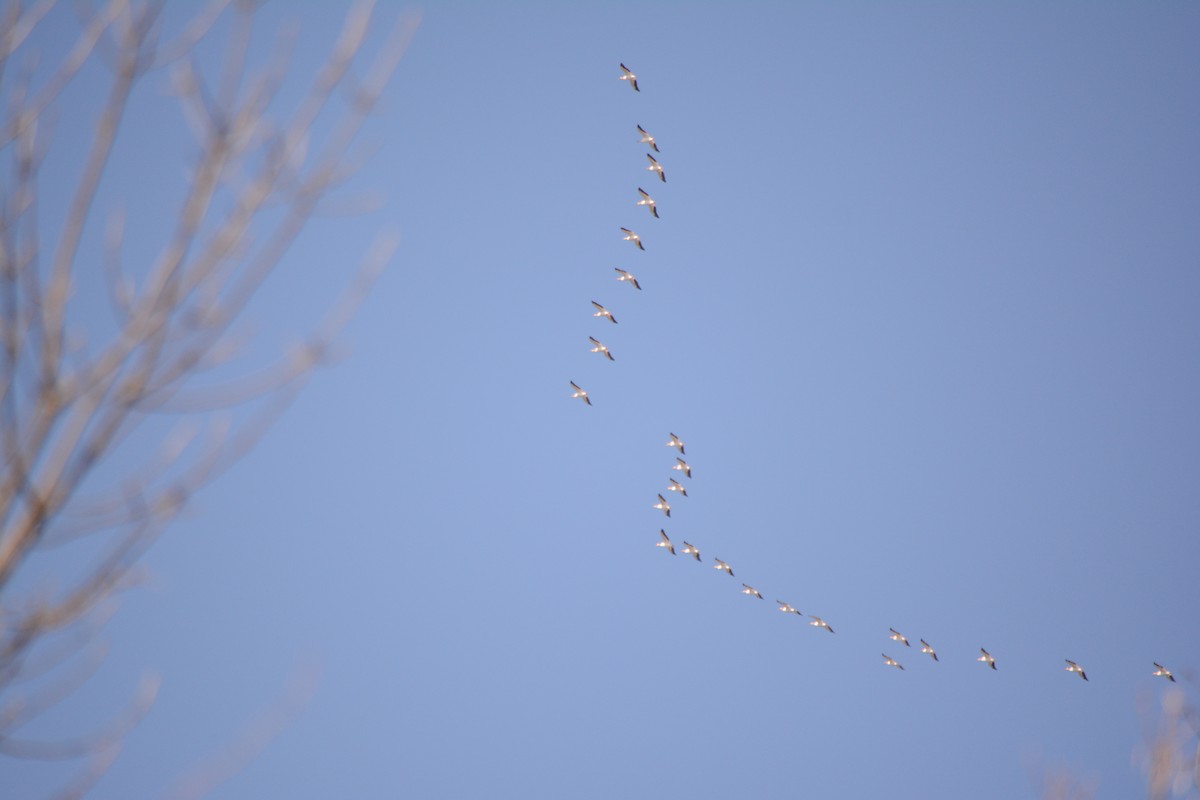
[588,336,614,361]
[920,639,939,662]
[882,654,905,671]
[672,457,692,478]
[776,601,801,616]
[591,300,617,324]
[569,381,591,406]
[645,153,666,183]
[637,124,659,152]
[636,188,659,218]
[1153,663,1176,682]
[665,432,685,454]
[978,648,997,670]
[808,615,834,633]
[652,494,671,518]
[666,478,688,497]
[656,529,675,555]
[741,584,763,600]
[1064,660,1088,681]
[614,267,641,290]
[713,558,733,576]
[680,541,701,562]
[620,227,644,251]
[889,628,911,647]
[618,63,639,92]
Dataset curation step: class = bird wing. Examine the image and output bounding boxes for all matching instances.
[570,381,581,391]
[638,188,650,199]
[591,300,606,312]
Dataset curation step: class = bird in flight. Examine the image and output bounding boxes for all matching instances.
[665,433,685,454]
[920,639,939,662]
[666,478,688,497]
[620,227,644,251]
[808,615,834,633]
[680,541,701,562]
[569,381,591,406]
[591,300,617,324]
[1152,663,1176,682]
[619,63,639,92]
[882,654,905,671]
[656,529,675,556]
[653,494,671,518]
[1064,660,1088,681]
[588,336,614,361]
[978,648,997,670]
[637,124,659,152]
[645,153,666,183]
[776,601,801,616]
[741,584,763,600]
[713,558,733,576]
[672,457,692,478]
[614,267,641,290]
[889,628,911,647]
[636,188,659,218]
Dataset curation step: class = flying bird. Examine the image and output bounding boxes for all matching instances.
[665,433,685,454]
[656,529,675,556]
[1064,660,1088,681]
[618,63,639,92]
[1153,663,1176,682]
[741,584,763,600]
[680,541,702,562]
[672,458,692,478]
[978,648,997,670]
[920,639,939,662]
[808,615,834,633]
[653,494,671,518]
[614,267,642,290]
[637,124,659,152]
[569,381,591,406]
[882,654,905,671]
[666,478,688,497]
[776,601,801,616]
[620,227,644,251]
[889,628,911,647]
[588,336,614,361]
[713,558,733,576]
[636,187,659,218]
[591,300,617,324]
[645,153,666,183]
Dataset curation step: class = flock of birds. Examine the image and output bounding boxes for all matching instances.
[570,62,1181,687]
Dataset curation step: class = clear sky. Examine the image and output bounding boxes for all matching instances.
[4,2,1200,798]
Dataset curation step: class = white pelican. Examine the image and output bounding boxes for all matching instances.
[614,267,641,290]
[882,654,905,671]
[637,124,659,152]
[645,153,666,183]
[978,648,997,670]
[656,529,675,555]
[1153,663,1176,682]
[680,541,701,562]
[666,478,688,497]
[1064,659,1088,682]
[808,615,834,633]
[569,381,591,406]
[591,300,617,324]
[672,457,692,478]
[588,336,614,361]
[741,584,763,600]
[618,63,639,92]
[776,601,801,616]
[652,494,671,518]
[636,188,659,218]
[665,432,685,454]
[620,227,644,251]
[889,628,910,647]
[920,639,939,662]
[713,558,733,576]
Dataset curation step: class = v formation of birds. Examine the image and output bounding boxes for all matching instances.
[570,63,1179,688]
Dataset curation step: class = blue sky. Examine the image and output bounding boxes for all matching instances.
[4,2,1200,798]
